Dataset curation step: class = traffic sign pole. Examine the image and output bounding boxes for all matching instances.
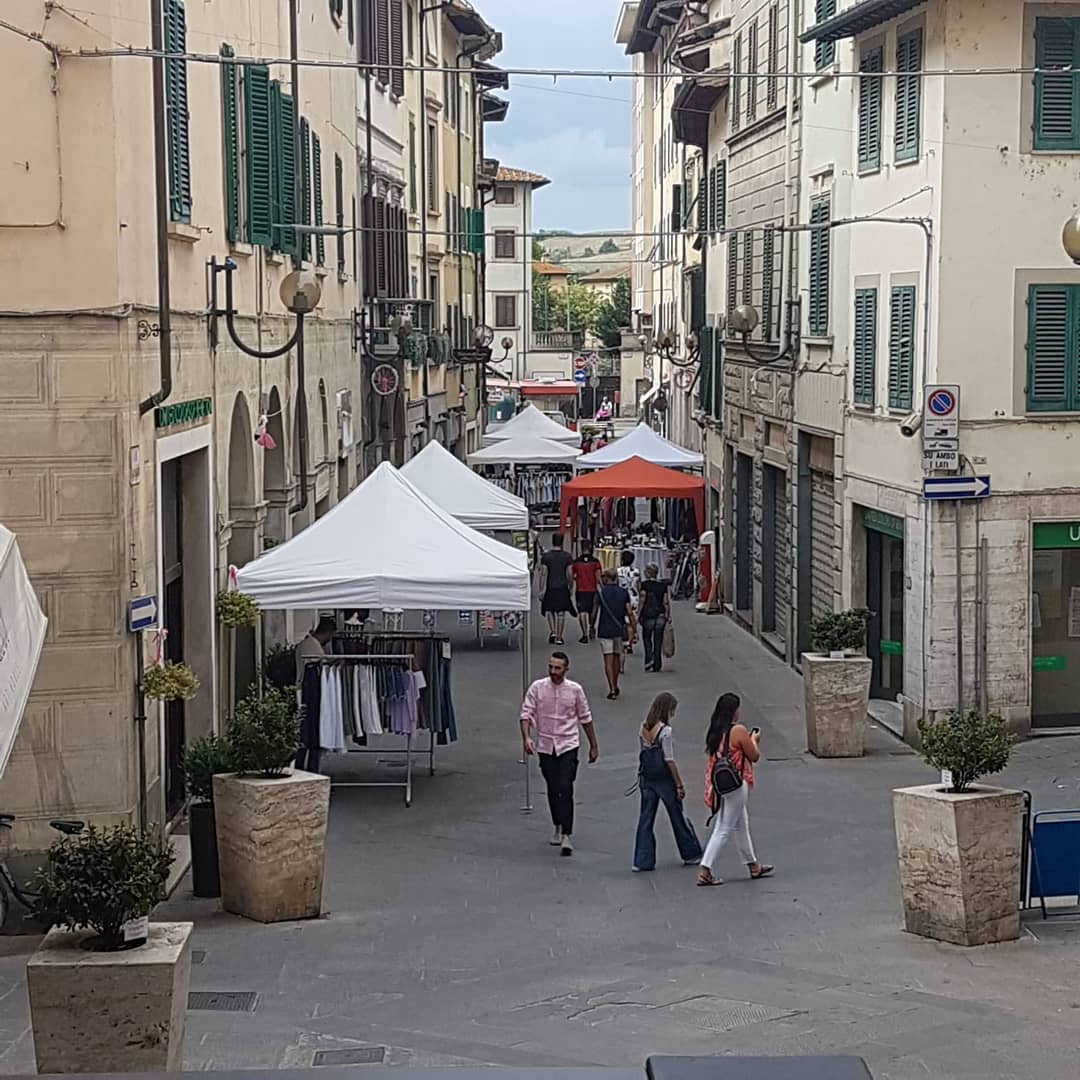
[922,384,960,473]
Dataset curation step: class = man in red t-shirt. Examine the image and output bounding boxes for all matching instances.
[571,547,603,643]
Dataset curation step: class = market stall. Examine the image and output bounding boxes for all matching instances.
[468,436,582,528]
[481,403,581,446]
[236,463,532,806]
[0,524,47,778]
[575,422,704,470]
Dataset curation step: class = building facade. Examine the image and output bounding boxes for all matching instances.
[0,0,361,850]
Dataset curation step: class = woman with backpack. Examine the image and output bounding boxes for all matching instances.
[697,692,774,886]
[632,692,703,872]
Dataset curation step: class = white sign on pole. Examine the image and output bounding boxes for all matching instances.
[922,384,960,440]
[922,448,960,471]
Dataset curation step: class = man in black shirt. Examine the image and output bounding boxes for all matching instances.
[539,532,575,645]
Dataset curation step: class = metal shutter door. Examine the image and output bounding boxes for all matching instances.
[810,470,834,618]
[773,472,790,645]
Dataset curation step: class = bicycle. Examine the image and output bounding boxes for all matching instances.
[0,814,84,931]
[670,543,699,601]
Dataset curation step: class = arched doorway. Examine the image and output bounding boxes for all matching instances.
[226,392,257,708]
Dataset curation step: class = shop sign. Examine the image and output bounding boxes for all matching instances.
[863,508,905,540]
[879,640,903,656]
[1033,522,1080,549]
[1032,655,1065,672]
[154,397,212,430]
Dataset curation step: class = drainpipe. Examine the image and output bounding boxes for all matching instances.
[138,0,172,415]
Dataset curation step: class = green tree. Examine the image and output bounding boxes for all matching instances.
[532,238,546,261]
[593,277,632,349]
[582,246,596,258]
[598,238,619,254]
[547,283,602,335]
[532,269,554,331]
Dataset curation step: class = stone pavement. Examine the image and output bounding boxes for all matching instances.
[4,605,1080,1079]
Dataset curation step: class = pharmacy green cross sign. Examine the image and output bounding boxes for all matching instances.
[154,397,213,430]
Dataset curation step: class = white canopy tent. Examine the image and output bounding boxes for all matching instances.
[481,404,581,446]
[0,525,47,779]
[468,436,582,466]
[236,462,530,611]
[400,441,528,531]
[576,422,704,470]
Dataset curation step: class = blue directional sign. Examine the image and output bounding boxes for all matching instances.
[573,369,587,385]
[923,475,991,501]
[128,595,159,632]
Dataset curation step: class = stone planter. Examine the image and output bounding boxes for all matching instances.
[27,921,192,1073]
[894,784,1023,946]
[802,652,872,757]
[213,770,330,923]
[189,800,220,899]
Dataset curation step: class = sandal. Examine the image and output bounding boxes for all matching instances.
[696,871,723,887]
[750,864,775,880]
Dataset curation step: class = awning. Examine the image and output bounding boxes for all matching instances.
[520,381,578,398]
[800,0,925,43]
[475,61,509,90]
[481,93,510,123]
[672,74,728,149]
[446,0,494,38]
[468,436,582,466]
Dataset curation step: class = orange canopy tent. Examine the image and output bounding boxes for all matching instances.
[559,456,705,537]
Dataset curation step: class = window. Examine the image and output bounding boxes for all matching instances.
[888,285,916,410]
[1033,17,1080,150]
[494,295,517,328]
[731,33,742,133]
[814,0,836,69]
[767,4,779,108]
[426,122,438,212]
[243,65,273,246]
[376,0,391,85]
[300,117,312,260]
[808,195,831,336]
[390,0,404,98]
[406,2,415,57]
[761,226,775,339]
[858,46,883,171]
[329,0,343,26]
[408,117,417,213]
[495,185,515,205]
[429,272,439,312]
[361,189,407,298]
[1026,285,1080,411]
[270,83,298,256]
[746,18,758,123]
[312,133,325,265]
[335,153,345,273]
[894,28,922,162]
[494,229,515,259]
[698,168,708,235]
[164,0,191,222]
[713,159,726,232]
[742,230,753,305]
[220,45,242,243]
[853,287,878,405]
[727,231,738,319]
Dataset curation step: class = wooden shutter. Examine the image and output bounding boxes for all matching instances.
[272,91,299,256]
[894,29,923,162]
[376,0,391,85]
[727,230,738,319]
[697,171,708,235]
[698,326,713,412]
[426,123,437,211]
[335,153,345,273]
[888,285,916,410]
[312,133,325,265]
[814,0,836,69]
[361,193,375,298]
[408,119,417,213]
[244,66,273,245]
[374,196,388,294]
[495,295,516,328]
[746,18,758,123]
[390,0,405,97]
[358,0,375,63]
[808,195,830,336]
[671,184,682,233]
[761,227,775,340]
[715,160,726,231]
[742,229,753,306]
[1034,18,1080,150]
[767,4,779,108]
[1026,285,1077,411]
[731,33,741,134]
[300,117,312,261]
[220,45,240,243]
[853,287,877,405]
[164,0,192,222]
[858,47,883,171]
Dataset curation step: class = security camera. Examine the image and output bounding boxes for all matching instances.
[899,412,922,437]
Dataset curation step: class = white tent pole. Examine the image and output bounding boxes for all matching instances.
[520,605,533,813]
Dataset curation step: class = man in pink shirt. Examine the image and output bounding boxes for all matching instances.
[520,651,598,857]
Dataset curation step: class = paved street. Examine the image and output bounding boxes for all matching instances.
[4,606,1080,1078]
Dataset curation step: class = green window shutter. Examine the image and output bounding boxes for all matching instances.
[270,88,299,255]
[244,66,273,246]
[312,133,325,265]
[731,34,742,134]
[853,287,877,406]
[858,47,883,171]
[808,195,830,336]
[269,82,283,249]
[895,29,923,162]
[715,160,726,230]
[761,226,775,340]
[671,183,682,233]
[767,4,779,108]
[706,165,716,233]
[390,0,405,98]
[164,0,192,223]
[1026,285,1079,411]
[466,207,484,254]
[888,285,916,410]
[220,45,240,244]
[697,171,708,235]
[335,153,345,273]
[746,19,757,123]
[1033,18,1080,150]
[814,0,836,69]
[300,118,312,261]
[698,326,713,412]
[727,231,738,320]
[742,229,753,306]
[408,119,418,213]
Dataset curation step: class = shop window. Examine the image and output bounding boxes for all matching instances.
[1032,523,1080,727]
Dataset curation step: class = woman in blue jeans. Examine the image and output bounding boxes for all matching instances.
[633,692,703,872]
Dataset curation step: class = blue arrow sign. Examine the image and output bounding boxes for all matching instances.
[128,595,159,633]
[573,369,587,385]
[923,475,991,501]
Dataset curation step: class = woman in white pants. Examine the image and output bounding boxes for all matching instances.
[697,692,774,886]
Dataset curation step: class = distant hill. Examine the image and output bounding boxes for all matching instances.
[536,231,632,276]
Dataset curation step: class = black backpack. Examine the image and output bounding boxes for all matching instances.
[638,725,670,783]
[707,728,743,820]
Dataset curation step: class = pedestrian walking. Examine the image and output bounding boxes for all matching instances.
[571,546,603,643]
[539,532,576,645]
[632,693,703,872]
[697,692,774,886]
[638,564,671,672]
[520,651,598,857]
[597,568,636,699]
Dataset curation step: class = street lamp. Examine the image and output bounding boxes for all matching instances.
[1063,211,1080,265]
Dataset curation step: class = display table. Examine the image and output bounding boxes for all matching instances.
[595,545,671,578]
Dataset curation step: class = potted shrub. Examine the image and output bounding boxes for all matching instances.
[801,609,872,758]
[142,659,199,702]
[215,590,260,628]
[214,688,330,923]
[25,825,192,1073]
[894,710,1019,946]
[184,734,233,899]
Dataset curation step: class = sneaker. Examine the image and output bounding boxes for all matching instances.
[560,835,574,856]
[550,827,563,846]
[632,866,653,873]
[555,637,565,646]
[579,635,589,644]
[548,633,556,645]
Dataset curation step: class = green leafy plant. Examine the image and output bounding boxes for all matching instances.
[263,643,297,694]
[810,609,870,654]
[142,660,199,702]
[228,687,300,778]
[32,825,173,949]
[216,590,260,628]
[917,710,1013,794]
[183,734,234,803]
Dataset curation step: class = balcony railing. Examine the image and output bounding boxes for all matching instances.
[372,297,435,333]
[531,330,585,351]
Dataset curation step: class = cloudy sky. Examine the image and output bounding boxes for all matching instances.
[478,0,632,233]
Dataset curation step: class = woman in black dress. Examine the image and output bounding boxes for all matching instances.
[540,532,576,645]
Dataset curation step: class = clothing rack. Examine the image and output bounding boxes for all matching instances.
[304,651,431,808]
